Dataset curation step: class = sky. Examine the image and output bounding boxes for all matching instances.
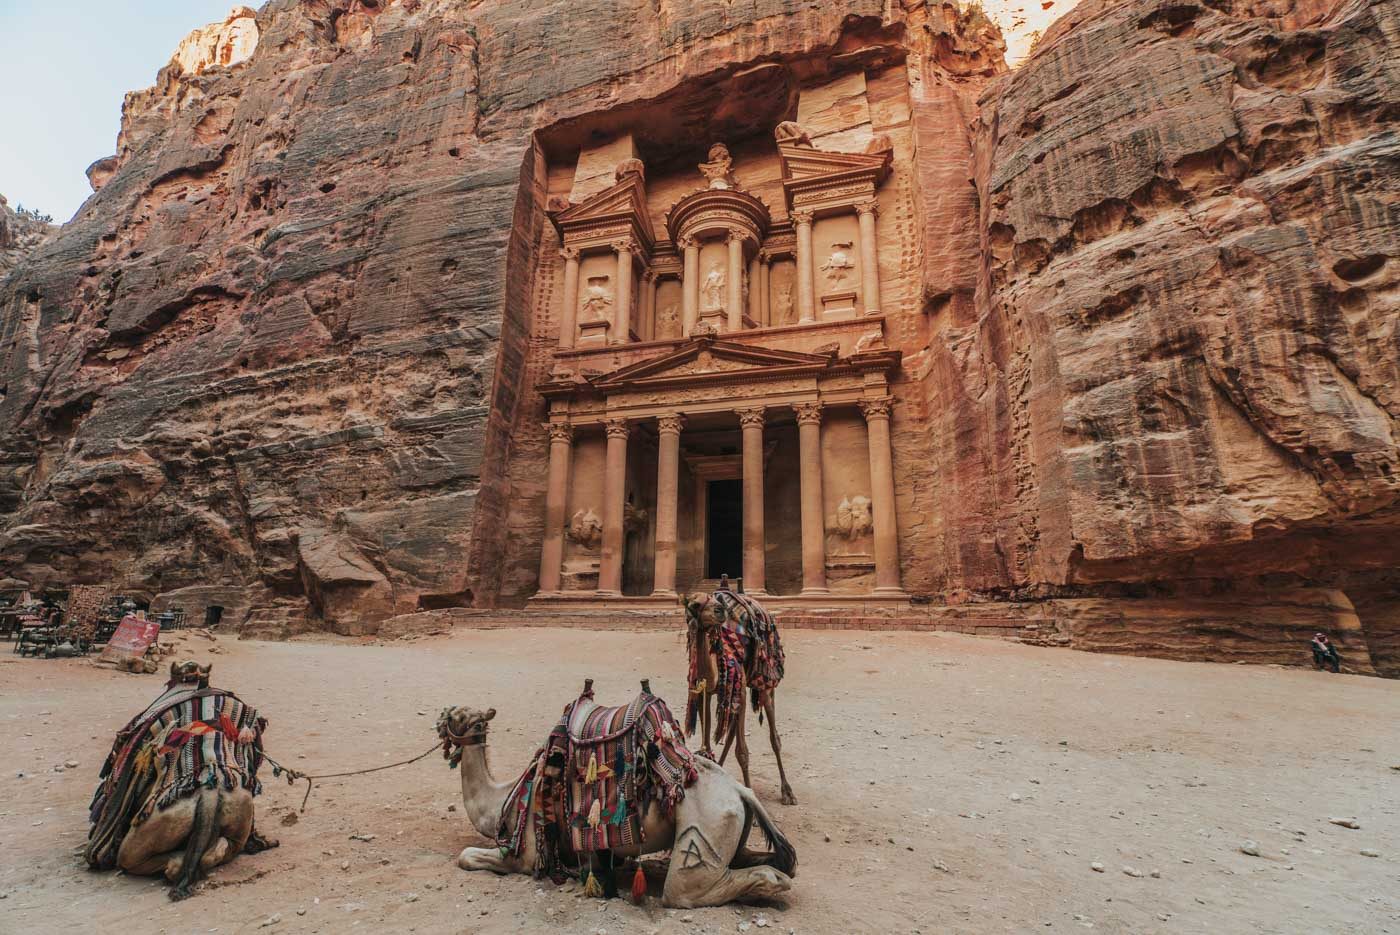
[0,1,1070,225]
[0,1,238,223]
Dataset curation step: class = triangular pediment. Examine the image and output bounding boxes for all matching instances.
[777,142,892,182]
[591,336,836,390]
[553,173,656,244]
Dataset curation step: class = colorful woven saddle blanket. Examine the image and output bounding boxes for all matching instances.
[686,589,786,741]
[497,687,696,873]
[85,685,266,870]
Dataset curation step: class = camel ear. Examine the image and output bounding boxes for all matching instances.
[484,708,496,721]
[169,661,181,680]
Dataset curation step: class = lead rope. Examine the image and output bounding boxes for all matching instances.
[262,741,443,812]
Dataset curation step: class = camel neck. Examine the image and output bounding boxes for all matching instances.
[457,741,511,838]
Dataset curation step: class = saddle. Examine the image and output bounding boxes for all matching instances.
[497,680,696,879]
[686,589,786,741]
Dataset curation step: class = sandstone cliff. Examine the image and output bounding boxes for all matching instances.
[0,0,1394,672]
[0,195,54,280]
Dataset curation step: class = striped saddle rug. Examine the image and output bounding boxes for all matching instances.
[85,684,266,870]
[686,589,786,741]
[497,686,696,877]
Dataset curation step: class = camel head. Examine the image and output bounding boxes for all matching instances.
[167,660,212,689]
[437,706,495,767]
[680,592,722,632]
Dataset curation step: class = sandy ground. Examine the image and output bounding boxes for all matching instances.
[1,626,1398,935]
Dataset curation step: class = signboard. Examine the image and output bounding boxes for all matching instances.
[98,615,161,666]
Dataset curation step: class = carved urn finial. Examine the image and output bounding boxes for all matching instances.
[615,157,645,182]
[774,121,812,148]
[699,142,736,190]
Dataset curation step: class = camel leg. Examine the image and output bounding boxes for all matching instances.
[762,693,796,806]
[717,699,737,766]
[662,759,791,908]
[457,846,523,873]
[700,689,714,757]
[733,699,751,789]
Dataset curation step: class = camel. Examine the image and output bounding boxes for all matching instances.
[437,699,796,908]
[86,661,277,900]
[682,589,797,805]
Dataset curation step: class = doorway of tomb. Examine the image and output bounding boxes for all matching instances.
[705,479,743,579]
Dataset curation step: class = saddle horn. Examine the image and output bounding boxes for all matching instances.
[640,678,651,695]
[583,678,594,694]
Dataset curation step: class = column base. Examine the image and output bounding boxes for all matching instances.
[649,588,679,599]
[595,589,623,598]
[872,586,908,598]
[799,586,831,596]
[745,588,772,598]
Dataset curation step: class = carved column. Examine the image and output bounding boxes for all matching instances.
[726,232,745,333]
[793,210,817,324]
[748,254,761,324]
[538,422,573,594]
[640,270,656,342]
[794,402,828,595]
[857,200,881,316]
[681,236,699,336]
[598,418,630,596]
[559,246,580,349]
[612,240,633,345]
[737,407,767,595]
[651,413,685,597]
[859,396,903,595]
[759,256,771,327]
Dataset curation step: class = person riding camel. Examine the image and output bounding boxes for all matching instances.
[1310,633,1341,673]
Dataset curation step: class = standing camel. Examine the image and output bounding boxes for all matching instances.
[681,589,796,805]
[437,692,796,908]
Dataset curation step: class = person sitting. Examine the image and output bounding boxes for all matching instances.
[1310,633,1341,673]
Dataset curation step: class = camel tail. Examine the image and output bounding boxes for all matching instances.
[171,792,220,899]
[736,783,797,878]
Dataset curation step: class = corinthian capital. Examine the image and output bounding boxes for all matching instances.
[793,401,823,426]
[856,199,879,219]
[656,413,686,436]
[790,209,814,227]
[547,421,574,443]
[735,407,766,430]
[858,396,894,422]
[560,245,581,261]
[604,417,631,440]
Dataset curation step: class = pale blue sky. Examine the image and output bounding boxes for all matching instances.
[0,1,242,223]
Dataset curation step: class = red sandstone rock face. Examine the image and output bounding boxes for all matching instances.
[0,0,1394,670]
[953,0,1399,668]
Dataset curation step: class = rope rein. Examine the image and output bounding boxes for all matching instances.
[262,741,444,812]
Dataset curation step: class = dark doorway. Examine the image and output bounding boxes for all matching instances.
[706,479,743,579]
[204,605,224,629]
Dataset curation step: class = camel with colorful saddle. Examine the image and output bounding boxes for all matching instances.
[84,661,278,900]
[681,586,797,805]
[438,679,796,907]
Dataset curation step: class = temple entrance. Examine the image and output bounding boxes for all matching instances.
[705,479,743,578]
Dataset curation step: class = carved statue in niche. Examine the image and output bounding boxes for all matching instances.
[775,282,794,324]
[623,499,649,533]
[820,242,856,286]
[615,157,645,182]
[854,329,884,353]
[580,276,613,322]
[699,142,736,190]
[834,495,874,539]
[567,508,603,549]
[700,264,726,311]
[774,121,812,147]
[658,301,679,335]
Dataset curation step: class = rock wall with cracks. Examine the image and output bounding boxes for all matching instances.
[957,0,1399,673]
[0,0,1395,673]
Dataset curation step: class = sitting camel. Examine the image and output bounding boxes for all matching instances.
[438,683,796,908]
[682,588,796,805]
[85,661,277,899]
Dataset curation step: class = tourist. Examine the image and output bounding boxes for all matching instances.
[1311,633,1341,673]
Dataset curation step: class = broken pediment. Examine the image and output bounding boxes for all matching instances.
[552,170,656,250]
[776,140,892,185]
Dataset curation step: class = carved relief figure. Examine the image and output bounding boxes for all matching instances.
[775,283,794,324]
[854,329,884,353]
[820,242,856,286]
[700,264,726,311]
[699,142,736,190]
[614,157,645,182]
[566,508,603,549]
[658,301,680,335]
[774,121,812,147]
[834,495,873,539]
[580,276,613,322]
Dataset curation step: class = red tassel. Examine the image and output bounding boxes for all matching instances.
[631,864,647,904]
